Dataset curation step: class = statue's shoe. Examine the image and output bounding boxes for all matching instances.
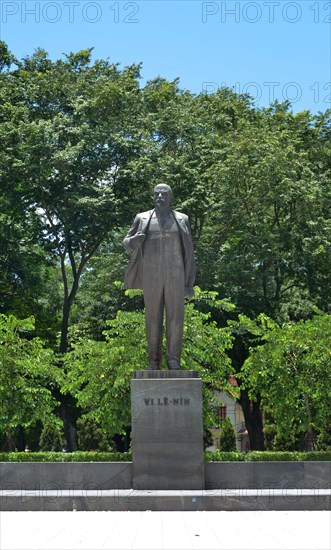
[148,361,160,370]
[167,360,180,370]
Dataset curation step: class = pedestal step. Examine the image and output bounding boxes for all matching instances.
[134,370,199,378]
[1,489,330,511]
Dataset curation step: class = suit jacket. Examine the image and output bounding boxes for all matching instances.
[123,209,195,296]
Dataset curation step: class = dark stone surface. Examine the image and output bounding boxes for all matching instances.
[131,376,204,489]
[1,489,330,511]
[1,461,329,492]
[205,461,331,490]
[304,461,331,488]
[0,462,132,491]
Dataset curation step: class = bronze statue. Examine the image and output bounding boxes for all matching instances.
[123,184,195,370]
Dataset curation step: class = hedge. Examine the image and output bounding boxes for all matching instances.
[0,450,330,462]
[0,451,132,462]
[204,450,331,462]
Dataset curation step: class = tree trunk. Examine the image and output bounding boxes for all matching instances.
[58,248,93,449]
[17,426,26,451]
[58,295,79,450]
[59,397,79,452]
[238,389,264,450]
[60,298,71,354]
[3,429,17,452]
[59,268,82,354]
[302,395,316,451]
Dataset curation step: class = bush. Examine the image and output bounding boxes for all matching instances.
[39,423,64,452]
[205,450,245,461]
[76,417,114,452]
[246,451,299,461]
[218,418,237,451]
[272,432,299,452]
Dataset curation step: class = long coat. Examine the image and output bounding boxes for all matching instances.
[123,209,196,296]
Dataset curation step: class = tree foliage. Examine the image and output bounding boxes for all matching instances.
[0,46,147,352]
[219,418,237,452]
[240,311,331,449]
[0,314,59,437]
[39,422,64,452]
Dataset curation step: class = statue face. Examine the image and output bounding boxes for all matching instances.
[154,184,172,210]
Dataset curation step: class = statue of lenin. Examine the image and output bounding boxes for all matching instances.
[123,184,195,370]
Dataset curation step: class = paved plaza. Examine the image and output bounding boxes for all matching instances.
[0,510,330,550]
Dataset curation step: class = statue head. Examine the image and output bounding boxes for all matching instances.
[153,184,173,210]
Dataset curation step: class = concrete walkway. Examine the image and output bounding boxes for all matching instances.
[1,510,330,549]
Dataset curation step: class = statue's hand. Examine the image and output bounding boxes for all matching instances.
[185,287,195,299]
[130,232,146,249]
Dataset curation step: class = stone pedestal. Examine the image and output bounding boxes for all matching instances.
[131,371,204,490]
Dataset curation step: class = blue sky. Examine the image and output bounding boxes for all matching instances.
[1,0,330,112]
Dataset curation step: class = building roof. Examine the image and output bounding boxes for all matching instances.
[229,374,239,387]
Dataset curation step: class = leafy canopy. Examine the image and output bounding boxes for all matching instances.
[239,311,331,443]
[0,314,60,432]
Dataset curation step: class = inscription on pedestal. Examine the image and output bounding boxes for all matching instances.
[131,374,204,490]
[144,396,190,406]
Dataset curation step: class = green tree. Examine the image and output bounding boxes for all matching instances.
[0,314,59,450]
[0,45,148,353]
[240,311,331,450]
[219,418,237,451]
[39,421,64,451]
[196,102,331,321]
[76,417,114,451]
[0,43,62,337]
